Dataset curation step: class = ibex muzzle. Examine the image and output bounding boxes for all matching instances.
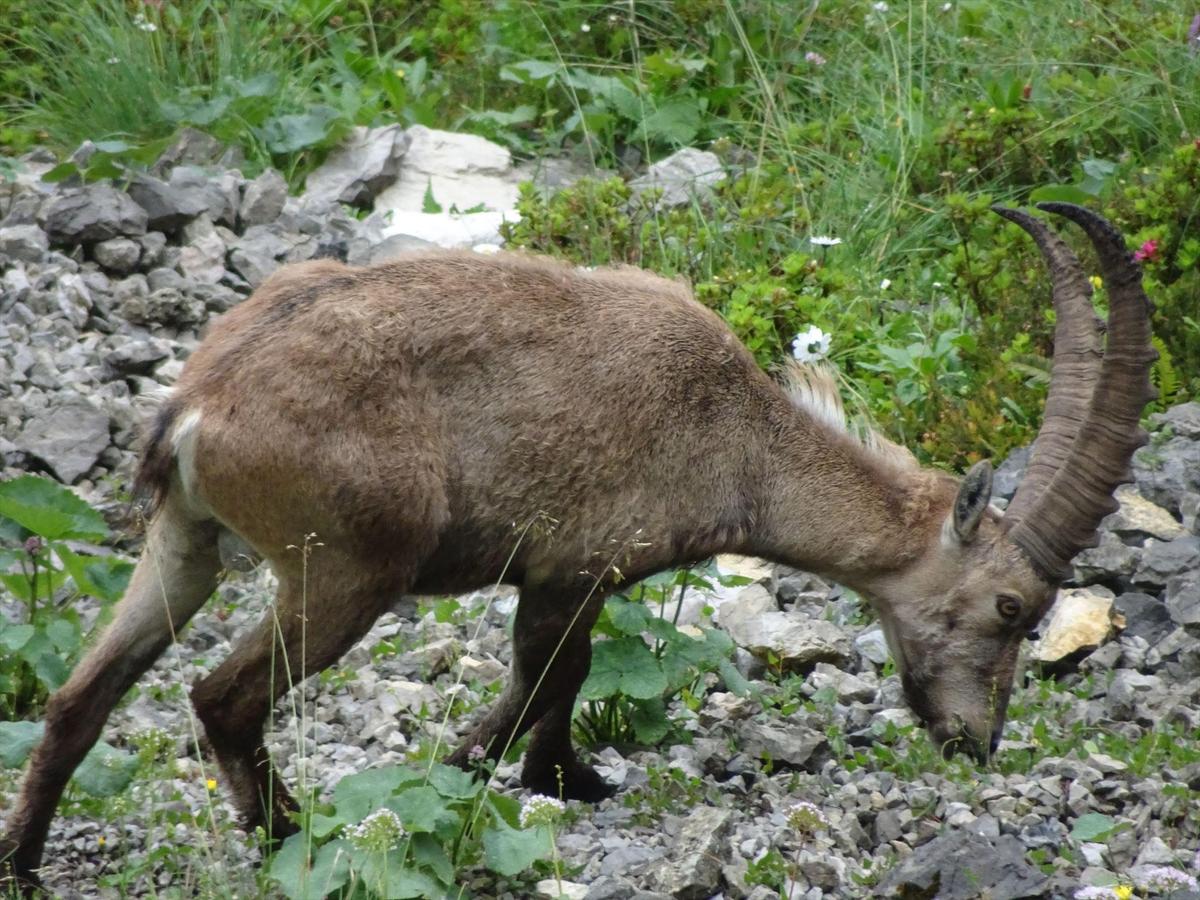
[0,203,1154,888]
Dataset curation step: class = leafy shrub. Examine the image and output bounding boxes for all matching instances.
[575,564,751,748]
[0,476,132,720]
[268,763,556,899]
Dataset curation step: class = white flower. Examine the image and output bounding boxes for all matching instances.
[1134,866,1198,892]
[941,1,953,9]
[345,808,406,852]
[879,278,892,290]
[107,56,120,65]
[519,794,566,828]
[872,1,890,11]
[791,326,831,362]
[805,51,827,66]
[580,22,591,32]
[809,235,842,247]
[786,800,829,834]
[133,12,157,32]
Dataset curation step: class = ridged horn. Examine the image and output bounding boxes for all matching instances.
[990,205,1105,526]
[1004,203,1158,582]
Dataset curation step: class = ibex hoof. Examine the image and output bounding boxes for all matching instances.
[521,760,617,803]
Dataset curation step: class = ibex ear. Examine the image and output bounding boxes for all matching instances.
[944,460,993,546]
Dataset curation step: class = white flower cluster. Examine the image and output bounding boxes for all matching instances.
[519,794,566,829]
[1135,866,1198,893]
[133,12,157,32]
[345,808,406,853]
[792,325,831,363]
[785,800,829,834]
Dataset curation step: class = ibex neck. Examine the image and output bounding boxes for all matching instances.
[749,410,943,590]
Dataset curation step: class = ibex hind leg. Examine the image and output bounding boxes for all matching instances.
[0,493,222,887]
[190,562,396,841]
[447,582,614,801]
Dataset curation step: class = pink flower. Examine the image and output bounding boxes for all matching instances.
[1132,238,1160,263]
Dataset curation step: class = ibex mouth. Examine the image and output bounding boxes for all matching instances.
[929,719,991,763]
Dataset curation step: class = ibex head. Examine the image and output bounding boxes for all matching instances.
[858,203,1156,760]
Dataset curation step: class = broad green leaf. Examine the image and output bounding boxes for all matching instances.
[636,99,701,146]
[427,763,482,799]
[1029,184,1095,205]
[608,597,651,635]
[40,161,81,183]
[333,765,420,820]
[582,637,667,701]
[410,832,454,885]
[307,811,346,840]
[270,835,352,900]
[0,477,108,541]
[0,572,34,603]
[234,73,280,98]
[357,851,442,899]
[264,106,343,154]
[482,821,549,876]
[74,741,137,797]
[499,60,560,86]
[630,697,670,745]
[1071,812,1117,842]
[56,545,133,603]
[0,623,35,652]
[0,720,44,767]
[388,785,454,834]
[44,617,80,655]
[32,645,70,691]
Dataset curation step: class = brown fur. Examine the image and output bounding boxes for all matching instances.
[2,250,1058,888]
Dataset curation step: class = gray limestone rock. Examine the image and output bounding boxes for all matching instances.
[647,807,732,899]
[15,397,111,483]
[126,174,209,233]
[630,148,726,209]
[0,224,49,263]
[239,168,289,227]
[1165,573,1200,626]
[304,124,409,207]
[1132,536,1200,590]
[42,184,147,244]
[878,829,1048,899]
[92,237,141,273]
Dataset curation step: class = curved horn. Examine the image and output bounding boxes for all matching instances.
[1004,203,1158,581]
[990,205,1105,526]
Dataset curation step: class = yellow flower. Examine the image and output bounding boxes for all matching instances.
[1089,275,1103,290]
[97,835,106,848]
[1114,885,1133,900]
[394,68,406,79]
[206,778,218,792]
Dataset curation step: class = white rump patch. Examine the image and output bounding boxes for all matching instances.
[171,410,203,502]
[782,360,918,470]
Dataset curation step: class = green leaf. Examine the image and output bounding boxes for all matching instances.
[607,597,652,635]
[40,161,80,183]
[0,477,108,541]
[582,637,667,701]
[0,623,35,652]
[73,741,137,797]
[56,545,133,603]
[264,106,343,154]
[1070,812,1117,842]
[482,821,549,876]
[0,720,44,767]
[421,180,442,214]
[427,763,482,799]
[388,785,454,833]
[630,697,670,745]
[636,99,701,146]
[332,765,420,821]
[356,850,443,898]
[44,617,80,655]
[410,832,454,885]
[32,647,70,692]
[1029,184,1095,205]
[499,60,561,86]
[270,835,352,900]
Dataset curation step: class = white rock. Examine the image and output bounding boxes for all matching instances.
[1032,587,1117,663]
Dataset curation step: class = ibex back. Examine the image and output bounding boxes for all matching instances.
[1,203,1155,887]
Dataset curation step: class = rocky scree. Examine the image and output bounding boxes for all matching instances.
[1,132,1199,898]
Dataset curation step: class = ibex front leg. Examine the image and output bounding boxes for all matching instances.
[0,496,221,888]
[447,581,613,801]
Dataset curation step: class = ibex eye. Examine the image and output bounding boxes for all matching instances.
[996,595,1022,619]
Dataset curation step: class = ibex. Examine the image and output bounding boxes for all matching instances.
[1,203,1153,887]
